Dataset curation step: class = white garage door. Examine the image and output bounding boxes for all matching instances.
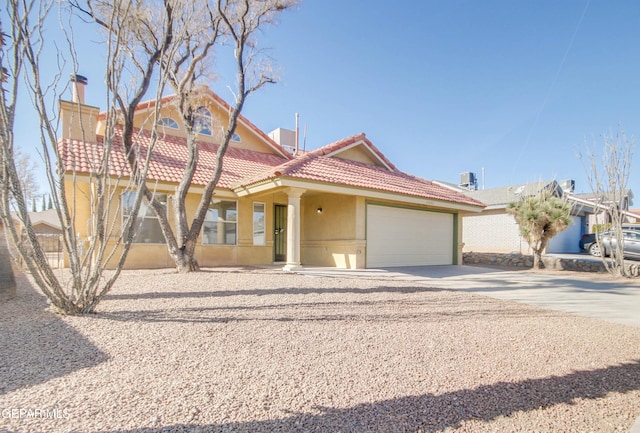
[366,205,454,267]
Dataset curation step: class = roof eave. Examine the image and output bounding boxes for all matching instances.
[234,176,486,212]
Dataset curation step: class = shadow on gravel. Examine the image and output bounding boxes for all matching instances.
[0,273,108,396]
[95,293,552,324]
[84,360,640,433]
[94,304,549,324]
[105,284,451,300]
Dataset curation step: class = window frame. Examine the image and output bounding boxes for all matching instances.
[194,107,212,136]
[202,199,238,246]
[157,117,179,129]
[253,202,266,246]
[121,191,167,244]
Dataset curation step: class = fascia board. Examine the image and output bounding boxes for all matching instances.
[235,177,485,212]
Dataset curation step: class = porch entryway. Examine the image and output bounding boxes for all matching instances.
[274,204,287,262]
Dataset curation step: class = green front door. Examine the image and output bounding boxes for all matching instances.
[274,204,287,262]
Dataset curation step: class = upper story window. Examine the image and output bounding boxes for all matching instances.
[158,117,179,129]
[231,132,241,142]
[194,107,212,136]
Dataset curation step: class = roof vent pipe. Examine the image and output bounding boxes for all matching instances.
[70,74,88,104]
[294,112,299,157]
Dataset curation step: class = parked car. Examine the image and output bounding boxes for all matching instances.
[580,230,640,259]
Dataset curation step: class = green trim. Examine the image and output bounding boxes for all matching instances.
[364,202,368,268]
[452,213,459,265]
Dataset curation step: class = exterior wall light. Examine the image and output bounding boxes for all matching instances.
[317,207,323,214]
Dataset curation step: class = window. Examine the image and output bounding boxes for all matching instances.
[122,192,167,244]
[231,132,242,142]
[203,199,237,245]
[194,107,212,135]
[253,202,265,245]
[158,117,179,129]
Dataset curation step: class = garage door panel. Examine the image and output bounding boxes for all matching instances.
[367,205,453,267]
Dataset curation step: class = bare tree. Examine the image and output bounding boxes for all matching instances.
[128,0,297,272]
[0,0,172,313]
[507,188,573,270]
[580,129,635,277]
[12,147,39,206]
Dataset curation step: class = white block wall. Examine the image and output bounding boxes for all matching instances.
[462,211,532,254]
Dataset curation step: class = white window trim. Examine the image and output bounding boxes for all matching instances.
[158,117,179,129]
[195,107,212,136]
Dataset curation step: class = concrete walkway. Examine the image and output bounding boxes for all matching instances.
[295,265,640,328]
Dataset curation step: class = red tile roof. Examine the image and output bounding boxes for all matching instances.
[235,133,486,208]
[60,128,484,208]
[98,87,291,159]
[59,126,289,189]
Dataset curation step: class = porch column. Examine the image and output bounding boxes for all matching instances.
[283,188,306,272]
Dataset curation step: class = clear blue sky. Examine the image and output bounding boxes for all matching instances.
[13,0,640,201]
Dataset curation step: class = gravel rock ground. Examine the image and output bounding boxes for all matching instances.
[1,267,639,433]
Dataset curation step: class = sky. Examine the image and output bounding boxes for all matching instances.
[11,0,640,201]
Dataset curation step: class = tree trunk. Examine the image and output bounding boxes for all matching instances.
[0,227,17,301]
[532,250,544,270]
[171,246,200,274]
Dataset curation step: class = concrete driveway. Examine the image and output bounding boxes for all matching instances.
[296,265,640,328]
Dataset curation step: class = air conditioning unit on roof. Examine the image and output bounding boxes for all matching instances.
[459,172,477,191]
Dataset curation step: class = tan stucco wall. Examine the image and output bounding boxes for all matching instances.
[63,178,287,269]
[334,146,382,167]
[63,176,464,270]
[299,194,365,269]
[130,97,275,154]
[59,100,99,142]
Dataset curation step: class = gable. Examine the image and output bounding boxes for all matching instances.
[233,133,486,211]
[96,88,290,159]
[331,143,388,168]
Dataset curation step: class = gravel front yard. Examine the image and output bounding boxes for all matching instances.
[1,267,640,433]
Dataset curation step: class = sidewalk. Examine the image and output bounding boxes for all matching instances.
[296,265,640,328]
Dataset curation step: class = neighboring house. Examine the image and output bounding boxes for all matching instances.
[438,179,596,254]
[570,191,637,230]
[626,209,640,224]
[27,209,63,236]
[9,209,63,253]
[58,83,485,270]
[9,209,62,235]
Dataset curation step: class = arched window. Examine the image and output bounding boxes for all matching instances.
[231,132,242,142]
[194,107,212,135]
[157,117,179,129]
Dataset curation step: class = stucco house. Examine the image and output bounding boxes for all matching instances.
[437,180,595,254]
[58,83,485,270]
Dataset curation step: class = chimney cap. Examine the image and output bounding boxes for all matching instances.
[70,74,88,85]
